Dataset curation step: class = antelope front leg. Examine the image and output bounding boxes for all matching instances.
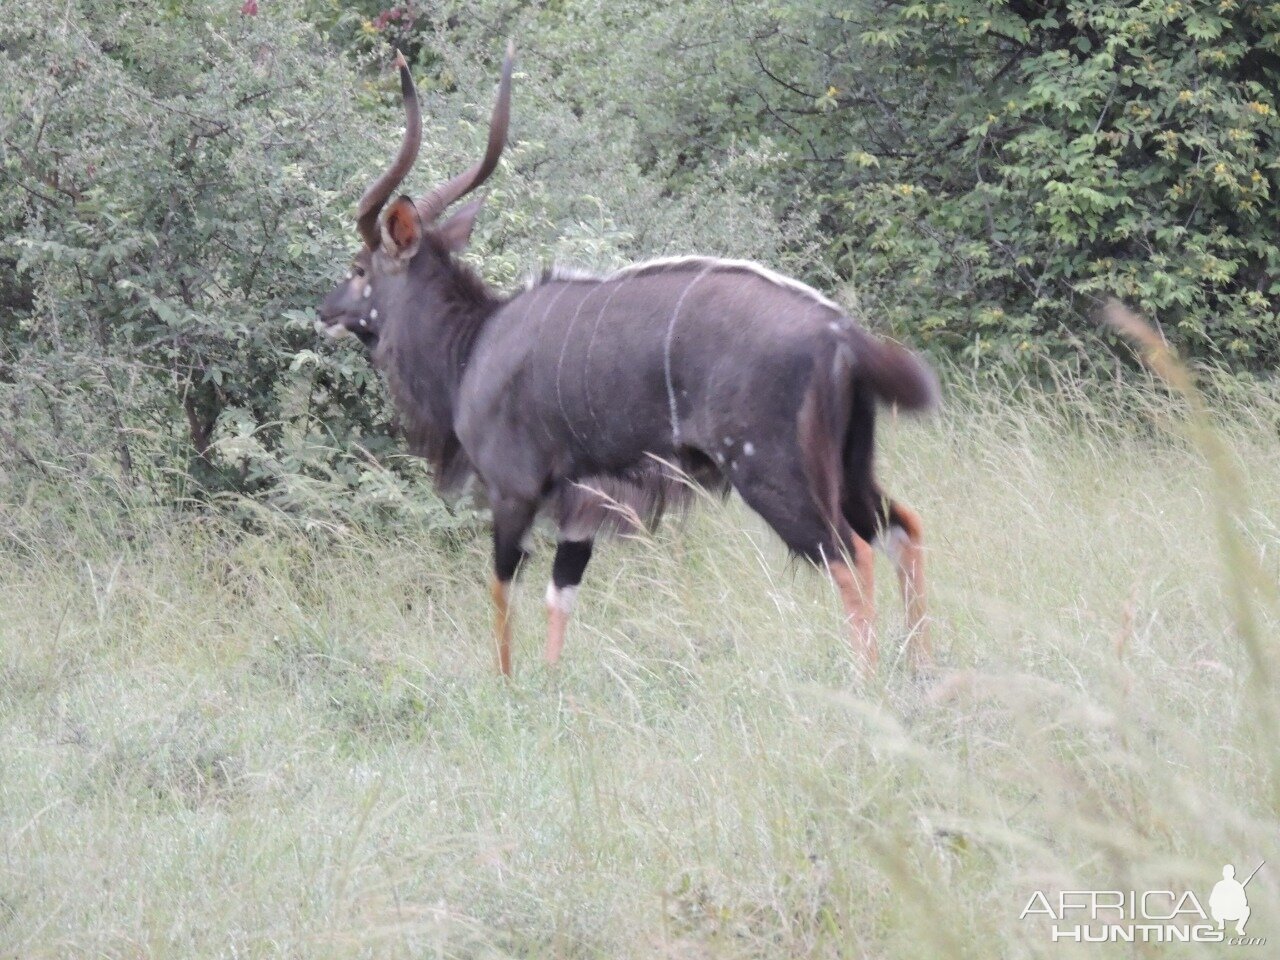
[545,539,593,666]
[489,496,537,677]
[490,577,514,676]
[829,533,877,676]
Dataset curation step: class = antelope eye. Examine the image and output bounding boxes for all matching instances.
[353,265,366,278]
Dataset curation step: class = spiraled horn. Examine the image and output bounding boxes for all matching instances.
[355,51,422,250]
[414,41,514,225]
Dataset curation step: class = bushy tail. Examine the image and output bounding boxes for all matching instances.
[797,331,938,548]
[850,328,939,412]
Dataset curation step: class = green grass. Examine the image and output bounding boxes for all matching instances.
[1,380,1278,958]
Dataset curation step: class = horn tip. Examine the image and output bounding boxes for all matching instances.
[394,49,408,71]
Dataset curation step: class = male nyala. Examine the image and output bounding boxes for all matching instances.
[318,47,938,677]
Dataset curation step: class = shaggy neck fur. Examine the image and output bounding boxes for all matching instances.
[374,237,504,491]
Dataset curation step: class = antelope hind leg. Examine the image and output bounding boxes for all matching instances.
[829,533,877,676]
[881,500,931,671]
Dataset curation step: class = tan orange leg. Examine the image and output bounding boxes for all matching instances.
[885,502,932,671]
[544,583,577,666]
[544,539,592,669]
[490,577,513,677]
[829,533,877,675]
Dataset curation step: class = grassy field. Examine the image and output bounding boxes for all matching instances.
[1,378,1278,958]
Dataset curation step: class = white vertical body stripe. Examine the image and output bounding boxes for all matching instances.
[555,281,605,447]
[515,256,843,448]
[663,265,714,444]
[582,277,630,432]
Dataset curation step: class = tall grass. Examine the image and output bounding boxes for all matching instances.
[0,371,1277,958]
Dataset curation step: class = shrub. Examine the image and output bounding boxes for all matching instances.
[0,0,413,513]
[0,0,798,516]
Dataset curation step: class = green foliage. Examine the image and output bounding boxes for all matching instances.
[580,0,1280,368]
[3,0,1278,519]
[0,0,416,516]
[0,0,799,514]
[847,0,1280,369]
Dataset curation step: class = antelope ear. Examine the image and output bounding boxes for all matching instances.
[433,198,485,252]
[380,195,422,260]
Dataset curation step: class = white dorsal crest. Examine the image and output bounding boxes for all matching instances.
[529,256,843,314]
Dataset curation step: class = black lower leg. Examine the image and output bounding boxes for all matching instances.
[494,534,528,584]
[489,497,537,676]
[492,500,536,583]
[552,539,593,589]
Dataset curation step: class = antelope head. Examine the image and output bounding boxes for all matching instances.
[317,46,514,347]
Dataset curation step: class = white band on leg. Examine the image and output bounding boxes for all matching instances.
[872,526,911,568]
[545,582,579,614]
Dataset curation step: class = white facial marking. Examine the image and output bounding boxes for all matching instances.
[829,321,841,331]
[320,322,352,340]
[723,436,733,446]
[369,308,378,320]
[358,317,368,328]
[345,270,353,281]
[743,442,755,456]
[362,285,372,299]
[546,582,579,614]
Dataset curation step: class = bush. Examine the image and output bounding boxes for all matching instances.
[6,0,1275,520]
[831,1,1280,370]
[1,0,412,513]
[0,0,800,516]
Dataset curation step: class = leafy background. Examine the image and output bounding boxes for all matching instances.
[2,0,1277,517]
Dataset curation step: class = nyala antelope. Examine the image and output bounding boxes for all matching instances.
[317,47,939,677]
